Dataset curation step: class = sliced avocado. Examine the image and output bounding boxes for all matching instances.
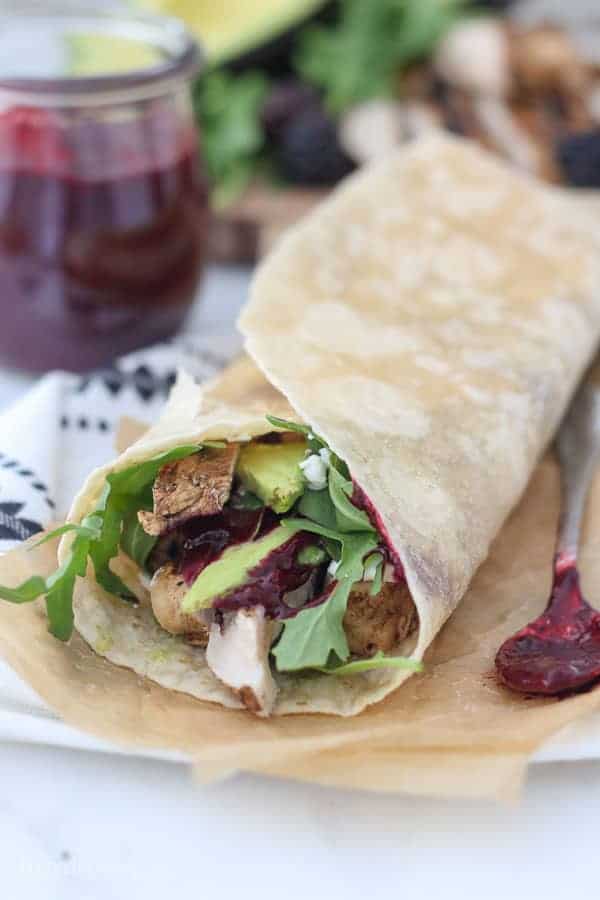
[135,0,328,65]
[236,440,307,514]
[182,525,297,614]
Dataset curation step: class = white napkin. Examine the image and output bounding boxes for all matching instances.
[0,332,240,757]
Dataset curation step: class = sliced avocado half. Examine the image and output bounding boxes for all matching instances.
[182,524,298,614]
[237,440,307,514]
[135,0,328,65]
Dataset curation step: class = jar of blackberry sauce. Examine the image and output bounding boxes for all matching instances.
[0,8,209,372]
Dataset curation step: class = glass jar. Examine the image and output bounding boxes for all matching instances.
[0,8,209,372]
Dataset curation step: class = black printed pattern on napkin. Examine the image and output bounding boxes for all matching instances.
[75,364,177,403]
[0,452,55,510]
[0,502,42,541]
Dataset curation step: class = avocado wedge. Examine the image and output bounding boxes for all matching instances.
[237,440,307,514]
[182,524,298,613]
[134,0,328,65]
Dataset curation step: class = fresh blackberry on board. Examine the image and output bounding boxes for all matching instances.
[472,0,515,8]
[556,129,600,187]
[261,79,320,143]
[277,106,355,185]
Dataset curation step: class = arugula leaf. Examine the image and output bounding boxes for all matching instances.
[89,487,134,599]
[106,446,198,497]
[273,528,378,670]
[120,508,157,571]
[194,69,269,208]
[0,445,200,641]
[315,651,423,676]
[265,415,326,454]
[295,0,468,113]
[265,415,311,437]
[0,576,48,604]
[45,536,90,640]
[328,466,374,533]
[31,519,101,548]
[364,552,384,596]
[273,418,371,532]
[297,488,338,530]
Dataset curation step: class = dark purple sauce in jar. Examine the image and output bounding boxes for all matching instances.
[0,10,208,372]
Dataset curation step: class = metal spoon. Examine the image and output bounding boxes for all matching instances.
[496,361,600,695]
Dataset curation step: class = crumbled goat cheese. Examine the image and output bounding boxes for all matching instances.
[300,452,329,490]
[328,559,341,578]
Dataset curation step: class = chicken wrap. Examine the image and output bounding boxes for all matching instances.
[3,135,600,718]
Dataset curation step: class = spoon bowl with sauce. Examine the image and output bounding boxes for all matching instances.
[496,362,600,695]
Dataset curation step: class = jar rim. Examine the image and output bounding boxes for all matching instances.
[0,7,203,106]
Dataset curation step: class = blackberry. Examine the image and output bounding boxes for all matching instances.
[472,0,515,7]
[556,129,600,188]
[278,107,355,186]
[261,79,320,144]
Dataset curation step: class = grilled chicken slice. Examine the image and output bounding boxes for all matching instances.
[206,607,279,716]
[150,563,209,647]
[139,444,239,536]
[343,581,416,656]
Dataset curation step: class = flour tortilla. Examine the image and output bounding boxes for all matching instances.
[63,135,600,716]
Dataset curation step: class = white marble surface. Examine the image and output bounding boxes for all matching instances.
[1,265,599,898]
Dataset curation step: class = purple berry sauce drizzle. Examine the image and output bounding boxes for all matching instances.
[495,550,600,696]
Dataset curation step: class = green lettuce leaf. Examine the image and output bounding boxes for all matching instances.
[365,552,384,596]
[315,651,423,676]
[266,414,385,671]
[273,526,378,670]
[120,508,157,570]
[265,415,326,454]
[193,70,269,208]
[328,466,374,532]
[297,488,338,530]
[0,445,200,641]
[295,0,468,113]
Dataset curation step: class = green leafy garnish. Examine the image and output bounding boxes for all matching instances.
[272,414,372,534]
[297,488,338,530]
[194,69,269,208]
[328,466,374,532]
[364,552,384,597]
[315,651,423,676]
[265,415,326,454]
[0,446,200,641]
[265,414,385,671]
[295,0,468,113]
[265,415,311,437]
[120,508,157,570]
[273,524,378,670]
[31,518,102,548]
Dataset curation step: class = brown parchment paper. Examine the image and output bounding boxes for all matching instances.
[2,368,600,801]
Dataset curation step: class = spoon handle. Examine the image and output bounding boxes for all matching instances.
[555,363,600,566]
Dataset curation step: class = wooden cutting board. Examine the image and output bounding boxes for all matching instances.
[207,183,327,264]
[206,175,600,266]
